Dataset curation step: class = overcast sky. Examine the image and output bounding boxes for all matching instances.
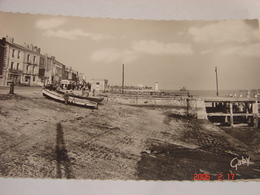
[0,11,259,90]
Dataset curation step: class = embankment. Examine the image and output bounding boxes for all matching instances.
[108,94,208,119]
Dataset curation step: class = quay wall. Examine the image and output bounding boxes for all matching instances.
[107,95,259,123]
[107,95,208,119]
[108,95,187,107]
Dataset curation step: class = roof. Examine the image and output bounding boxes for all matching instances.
[5,41,41,55]
[91,79,108,81]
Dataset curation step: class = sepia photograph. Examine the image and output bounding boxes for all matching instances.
[0,0,260,194]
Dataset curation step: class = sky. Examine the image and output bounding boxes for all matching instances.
[0,11,259,90]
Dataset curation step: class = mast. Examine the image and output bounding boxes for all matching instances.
[215,67,219,96]
[122,64,124,94]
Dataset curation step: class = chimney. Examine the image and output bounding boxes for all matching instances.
[24,43,29,48]
[6,36,14,43]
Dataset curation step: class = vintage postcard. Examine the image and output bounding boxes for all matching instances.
[0,11,260,182]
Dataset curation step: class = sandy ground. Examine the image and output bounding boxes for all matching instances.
[0,86,260,181]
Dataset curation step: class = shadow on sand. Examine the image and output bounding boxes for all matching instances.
[56,123,75,179]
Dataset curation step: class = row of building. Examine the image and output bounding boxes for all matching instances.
[0,36,87,87]
[0,36,160,93]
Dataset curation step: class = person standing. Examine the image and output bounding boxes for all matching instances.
[63,91,70,105]
[81,87,86,96]
[9,81,15,94]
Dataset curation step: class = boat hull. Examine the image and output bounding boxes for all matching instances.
[42,89,98,109]
[56,89,104,103]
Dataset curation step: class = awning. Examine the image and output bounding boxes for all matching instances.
[60,80,72,85]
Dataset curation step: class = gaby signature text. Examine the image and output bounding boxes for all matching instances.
[230,156,250,170]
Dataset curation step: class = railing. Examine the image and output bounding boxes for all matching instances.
[9,68,23,74]
[26,61,38,66]
[204,97,259,127]
[25,70,38,75]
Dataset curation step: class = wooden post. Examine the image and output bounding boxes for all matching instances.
[253,115,259,128]
[122,64,124,94]
[230,102,234,127]
[252,100,259,128]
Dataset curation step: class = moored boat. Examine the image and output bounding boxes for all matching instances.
[56,89,104,103]
[180,86,187,91]
[42,88,98,109]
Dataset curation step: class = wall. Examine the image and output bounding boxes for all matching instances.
[108,95,208,119]
[187,98,208,119]
[108,95,187,107]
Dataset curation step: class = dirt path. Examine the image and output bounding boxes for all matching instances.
[0,87,260,180]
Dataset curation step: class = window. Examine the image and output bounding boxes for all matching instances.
[27,54,30,62]
[33,56,36,64]
[33,77,35,81]
[12,49,15,57]
[10,62,14,69]
[40,57,44,66]
[18,51,20,59]
[32,66,35,74]
[17,63,20,70]
[8,74,13,80]
[26,65,29,71]
[25,76,30,82]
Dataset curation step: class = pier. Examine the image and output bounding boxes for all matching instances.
[204,97,259,127]
[107,92,259,128]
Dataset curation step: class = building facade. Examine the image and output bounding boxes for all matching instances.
[0,38,7,86]
[22,43,41,86]
[0,36,86,87]
[0,37,41,86]
[0,37,25,85]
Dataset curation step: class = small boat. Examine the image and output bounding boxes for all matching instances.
[56,89,104,103]
[180,86,187,91]
[42,88,98,109]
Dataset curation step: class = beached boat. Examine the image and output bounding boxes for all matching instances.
[56,89,104,103]
[42,89,98,109]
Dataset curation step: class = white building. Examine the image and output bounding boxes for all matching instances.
[91,79,108,92]
[155,81,159,91]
